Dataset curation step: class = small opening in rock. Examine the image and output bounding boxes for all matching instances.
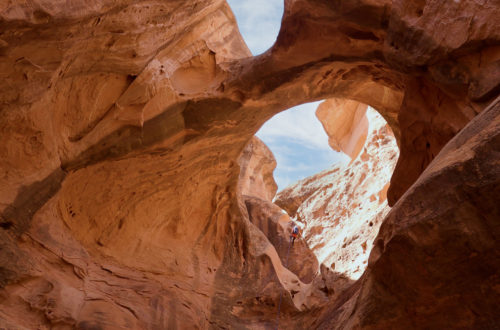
[0,221,13,229]
[127,74,137,83]
[320,286,329,295]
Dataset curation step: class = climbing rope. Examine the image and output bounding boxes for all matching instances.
[275,236,293,330]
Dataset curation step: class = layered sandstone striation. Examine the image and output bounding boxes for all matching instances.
[1,1,254,328]
[276,101,398,280]
[238,136,278,201]
[0,0,499,328]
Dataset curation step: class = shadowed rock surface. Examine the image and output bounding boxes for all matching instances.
[0,0,499,328]
[314,95,500,330]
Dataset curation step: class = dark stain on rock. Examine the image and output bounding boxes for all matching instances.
[182,98,242,132]
[0,265,19,288]
[63,98,243,171]
[338,25,380,42]
[76,321,104,330]
[0,230,33,288]
[63,101,188,171]
[0,168,66,236]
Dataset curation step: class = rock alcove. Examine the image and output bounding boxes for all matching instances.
[0,0,499,329]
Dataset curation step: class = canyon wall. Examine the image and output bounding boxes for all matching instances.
[0,0,499,328]
[276,101,398,280]
[314,95,500,330]
[238,136,278,201]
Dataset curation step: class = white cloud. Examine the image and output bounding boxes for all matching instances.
[256,102,332,151]
[227,1,346,190]
[255,102,347,191]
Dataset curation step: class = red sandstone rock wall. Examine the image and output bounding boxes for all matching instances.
[314,95,500,330]
[238,135,356,326]
[1,1,254,328]
[238,136,278,201]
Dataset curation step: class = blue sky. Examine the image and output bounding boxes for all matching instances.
[226,0,284,55]
[256,104,348,190]
[227,0,346,191]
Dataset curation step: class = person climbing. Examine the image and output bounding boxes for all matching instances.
[290,224,299,246]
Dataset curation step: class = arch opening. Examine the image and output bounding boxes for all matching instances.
[238,97,400,296]
[256,101,349,191]
[226,0,284,55]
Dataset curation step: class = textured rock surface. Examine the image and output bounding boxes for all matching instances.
[314,95,500,330]
[316,99,369,161]
[238,136,278,201]
[0,0,499,328]
[237,134,355,326]
[229,0,500,206]
[0,1,253,328]
[276,104,398,280]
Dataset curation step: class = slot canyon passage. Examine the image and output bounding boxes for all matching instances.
[0,0,500,328]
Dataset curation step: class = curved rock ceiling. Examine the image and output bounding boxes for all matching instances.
[0,0,499,328]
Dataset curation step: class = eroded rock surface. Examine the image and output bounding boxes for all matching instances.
[316,99,369,161]
[314,95,500,330]
[0,0,499,328]
[238,136,278,201]
[276,103,398,280]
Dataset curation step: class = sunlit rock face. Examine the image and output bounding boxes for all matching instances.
[0,1,253,328]
[0,0,499,328]
[316,99,369,162]
[276,101,398,280]
[238,136,278,201]
[315,96,500,330]
[238,137,355,326]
